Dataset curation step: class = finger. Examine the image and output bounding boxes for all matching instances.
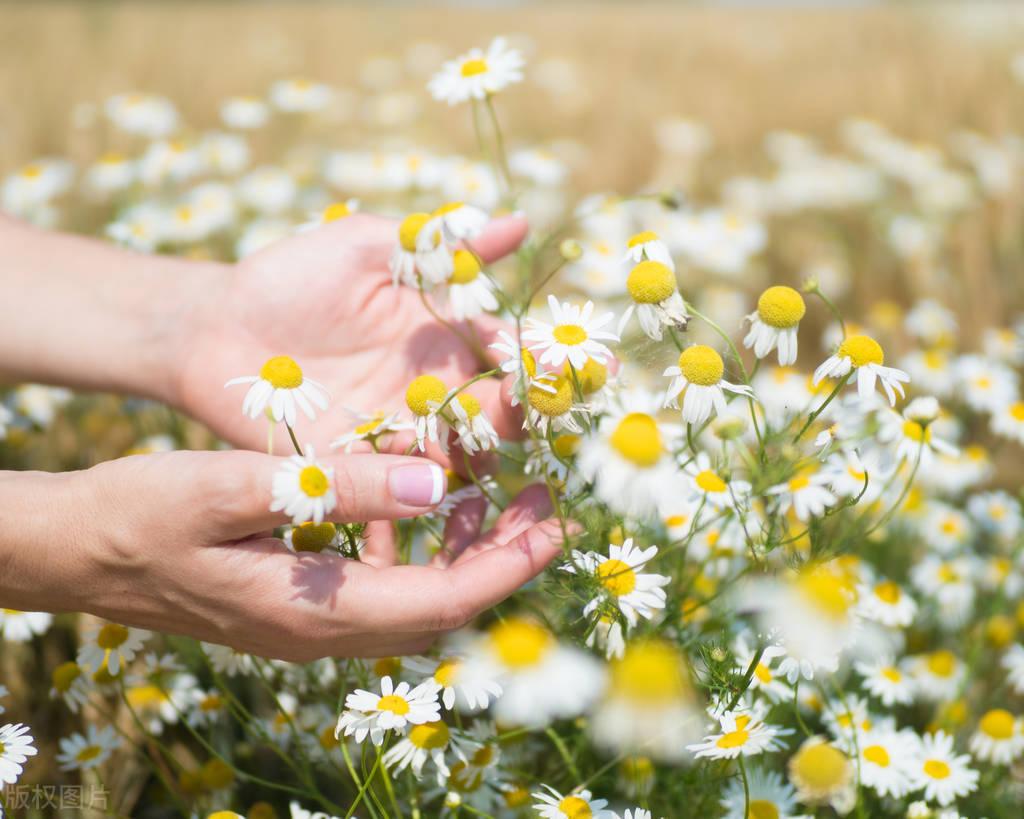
[203,450,447,540]
[474,375,524,441]
[433,495,488,567]
[463,214,529,263]
[360,520,399,569]
[452,483,553,564]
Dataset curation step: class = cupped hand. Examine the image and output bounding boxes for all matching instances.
[175,213,528,460]
[60,450,569,662]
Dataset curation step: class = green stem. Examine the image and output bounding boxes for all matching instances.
[792,371,852,444]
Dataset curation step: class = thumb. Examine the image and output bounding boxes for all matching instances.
[203,450,446,540]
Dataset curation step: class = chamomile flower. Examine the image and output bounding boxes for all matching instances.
[618,260,688,342]
[220,95,270,129]
[623,230,674,269]
[335,676,441,747]
[911,557,976,627]
[225,355,329,427]
[856,729,917,798]
[428,37,525,104]
[298,199,360,231]
[787,737,854,809]
[532,785,615,819]
[283,522,340,554]
[744,286,806,365]
[56,724,120,771]
[910,731,979,806]
[522,295,619,370]
[683,452,751,510]
[269,78,333,113]
[855,656,915,707]
[767,466,838,521]
[445,392,500,454]
[1001,644,1024,693]
[564,539,670,628]
[201,642,254,677]
[390,212,452,287]
[383,721,474,785]
[489,330,553,403]
[720,766,798,819]
[406,375,448,450]
[855,578,917,628]
[663,345,754,426]
[879,400,957,468]
[329,409,411,452]
[576,392,681,517]
[0,609,53,642]
[422,202,489,246]
[688,709,790,760]
[445,250,498,320]
[0,723,37,785]
[968,708,1024,764]
[77,623,149,676]
[908,650,965,702]
[991,399,1024,444]
[270,447,337,525]
[813,334,910,405]
[525,374,590,435]
[955,354,1019,413]
[404,655,502,712]
[105,93,179,138]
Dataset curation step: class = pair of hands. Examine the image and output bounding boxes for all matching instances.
[43,215,573,662]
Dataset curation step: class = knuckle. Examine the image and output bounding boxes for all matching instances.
[330,462,365,520]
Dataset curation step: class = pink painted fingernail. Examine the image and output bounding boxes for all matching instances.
[389,463,446,507]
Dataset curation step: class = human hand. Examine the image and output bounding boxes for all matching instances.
[5,450,569,662]
[173,213,528,460]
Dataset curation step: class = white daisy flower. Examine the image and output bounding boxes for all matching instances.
[443,392,499,455]
[878,400,958,467]
[48,662,92,714]
[201,642,254,677]
[623,230,674,269]
[523,295,618,371]
[907,650,965,702]
[220,95,270,130]
[329,409,412,452]
[225,355,329,427]
[813,334,910,406]
[856,729,917,798]
[404,655,503,712]
[383,721,475,786]
[444,250,498,321]
[564,539,670,628]
[968,708,1024,765]
[405,375,449,451]
[298,199,360,232]
[825,449,890,505]
[77,623,149,676]
[743,286,806,366]
[390,212,453,287]
[283,520,342,555]
[688,709,791,760]
[991,399,1024,444]
[489,330,555,405]
[335,676,441,747]
[84,152,136,196]
[0,723,37,785]
[531,785,615,819]
[56,724,121,771]
[269,78,333,113]
[618,260,688,342]
[855,656,915,707]
[955,354,1019,413]
[585,614,627,661]
[0,610,53,642]
[524,374,590,435]
[421,202,489,247]
[1002,643,1024,694]
[910,556,976,627]
[910,730,979,807]
[105,93,178,138]
[720,766,798,819]
[663,344,754,426]
[683,452,751,511]
[767,466,837,521]
[428,37,525,105]
[270,447,337,525]
[185,688,229,729]
[733,636,791,703]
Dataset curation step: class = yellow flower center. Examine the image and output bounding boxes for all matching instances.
[927,650,956,677]
[902,420,932,443]
[376,694,410,715]
[792,743,848,791]
[201,759,235,790]
[797,567,853,620]
[503,786,531,807]
[863,745,890,767]
[838,335,884,367]
[552,433,581,458]
[553,324,588,346]
[567,357,608,394]
[291,521,336,552]
[76,746,103,763]
[97,624,129,650]
[354,413,386,435]
[923,759,950,780]
[434,657,460,687]
[695,469,727,494]
[298,466,329,498]
[127,684,169,709]
[610,640,690,703]
[597,558,638,597]
[457,394,482,419]
[260,356,304,389]
[490,619,553,668]
[200,694,224,712]
[788,475,811,491]
[521,347,538,378]
[874,581,901,604]
[755,663,773,684]
[374,657,401,677]
[627,230,659,248]
[450,249,482,284]
[757,286,806,329]
[881,667,902,683]
[979,708,1015,740]
[52,661,82,693]
[1010,402,1024,422]
[557,796,592,818]
[749,801,780,819]
[21,164,43,178]
[408,721,450,750]
[528,376,573,417]
[405,375,448,417]
[716,728,750,749]
[626,260,676,304]
[678,345,724,386]
[322,201,352,222]
[609,413,663,467]
[460,58,488,77]
[398,213,432,252]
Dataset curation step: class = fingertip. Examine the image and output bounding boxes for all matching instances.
[387,459,447,508]
[472,214,529,263]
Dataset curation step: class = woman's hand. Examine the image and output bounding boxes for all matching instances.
[0,451,571,662]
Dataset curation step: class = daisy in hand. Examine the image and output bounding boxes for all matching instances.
[663,345,753,426]
[522,295,618,371]
[270,446,336,524]
[224,355,329,428]
[813,334,909,406]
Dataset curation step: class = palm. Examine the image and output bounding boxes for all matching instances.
[178,214,525,454]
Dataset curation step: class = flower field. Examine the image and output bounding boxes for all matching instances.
[2,3,1024,818]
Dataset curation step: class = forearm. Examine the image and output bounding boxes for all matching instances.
[0,214,226,403]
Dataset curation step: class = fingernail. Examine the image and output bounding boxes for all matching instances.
[389,463,446,507]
